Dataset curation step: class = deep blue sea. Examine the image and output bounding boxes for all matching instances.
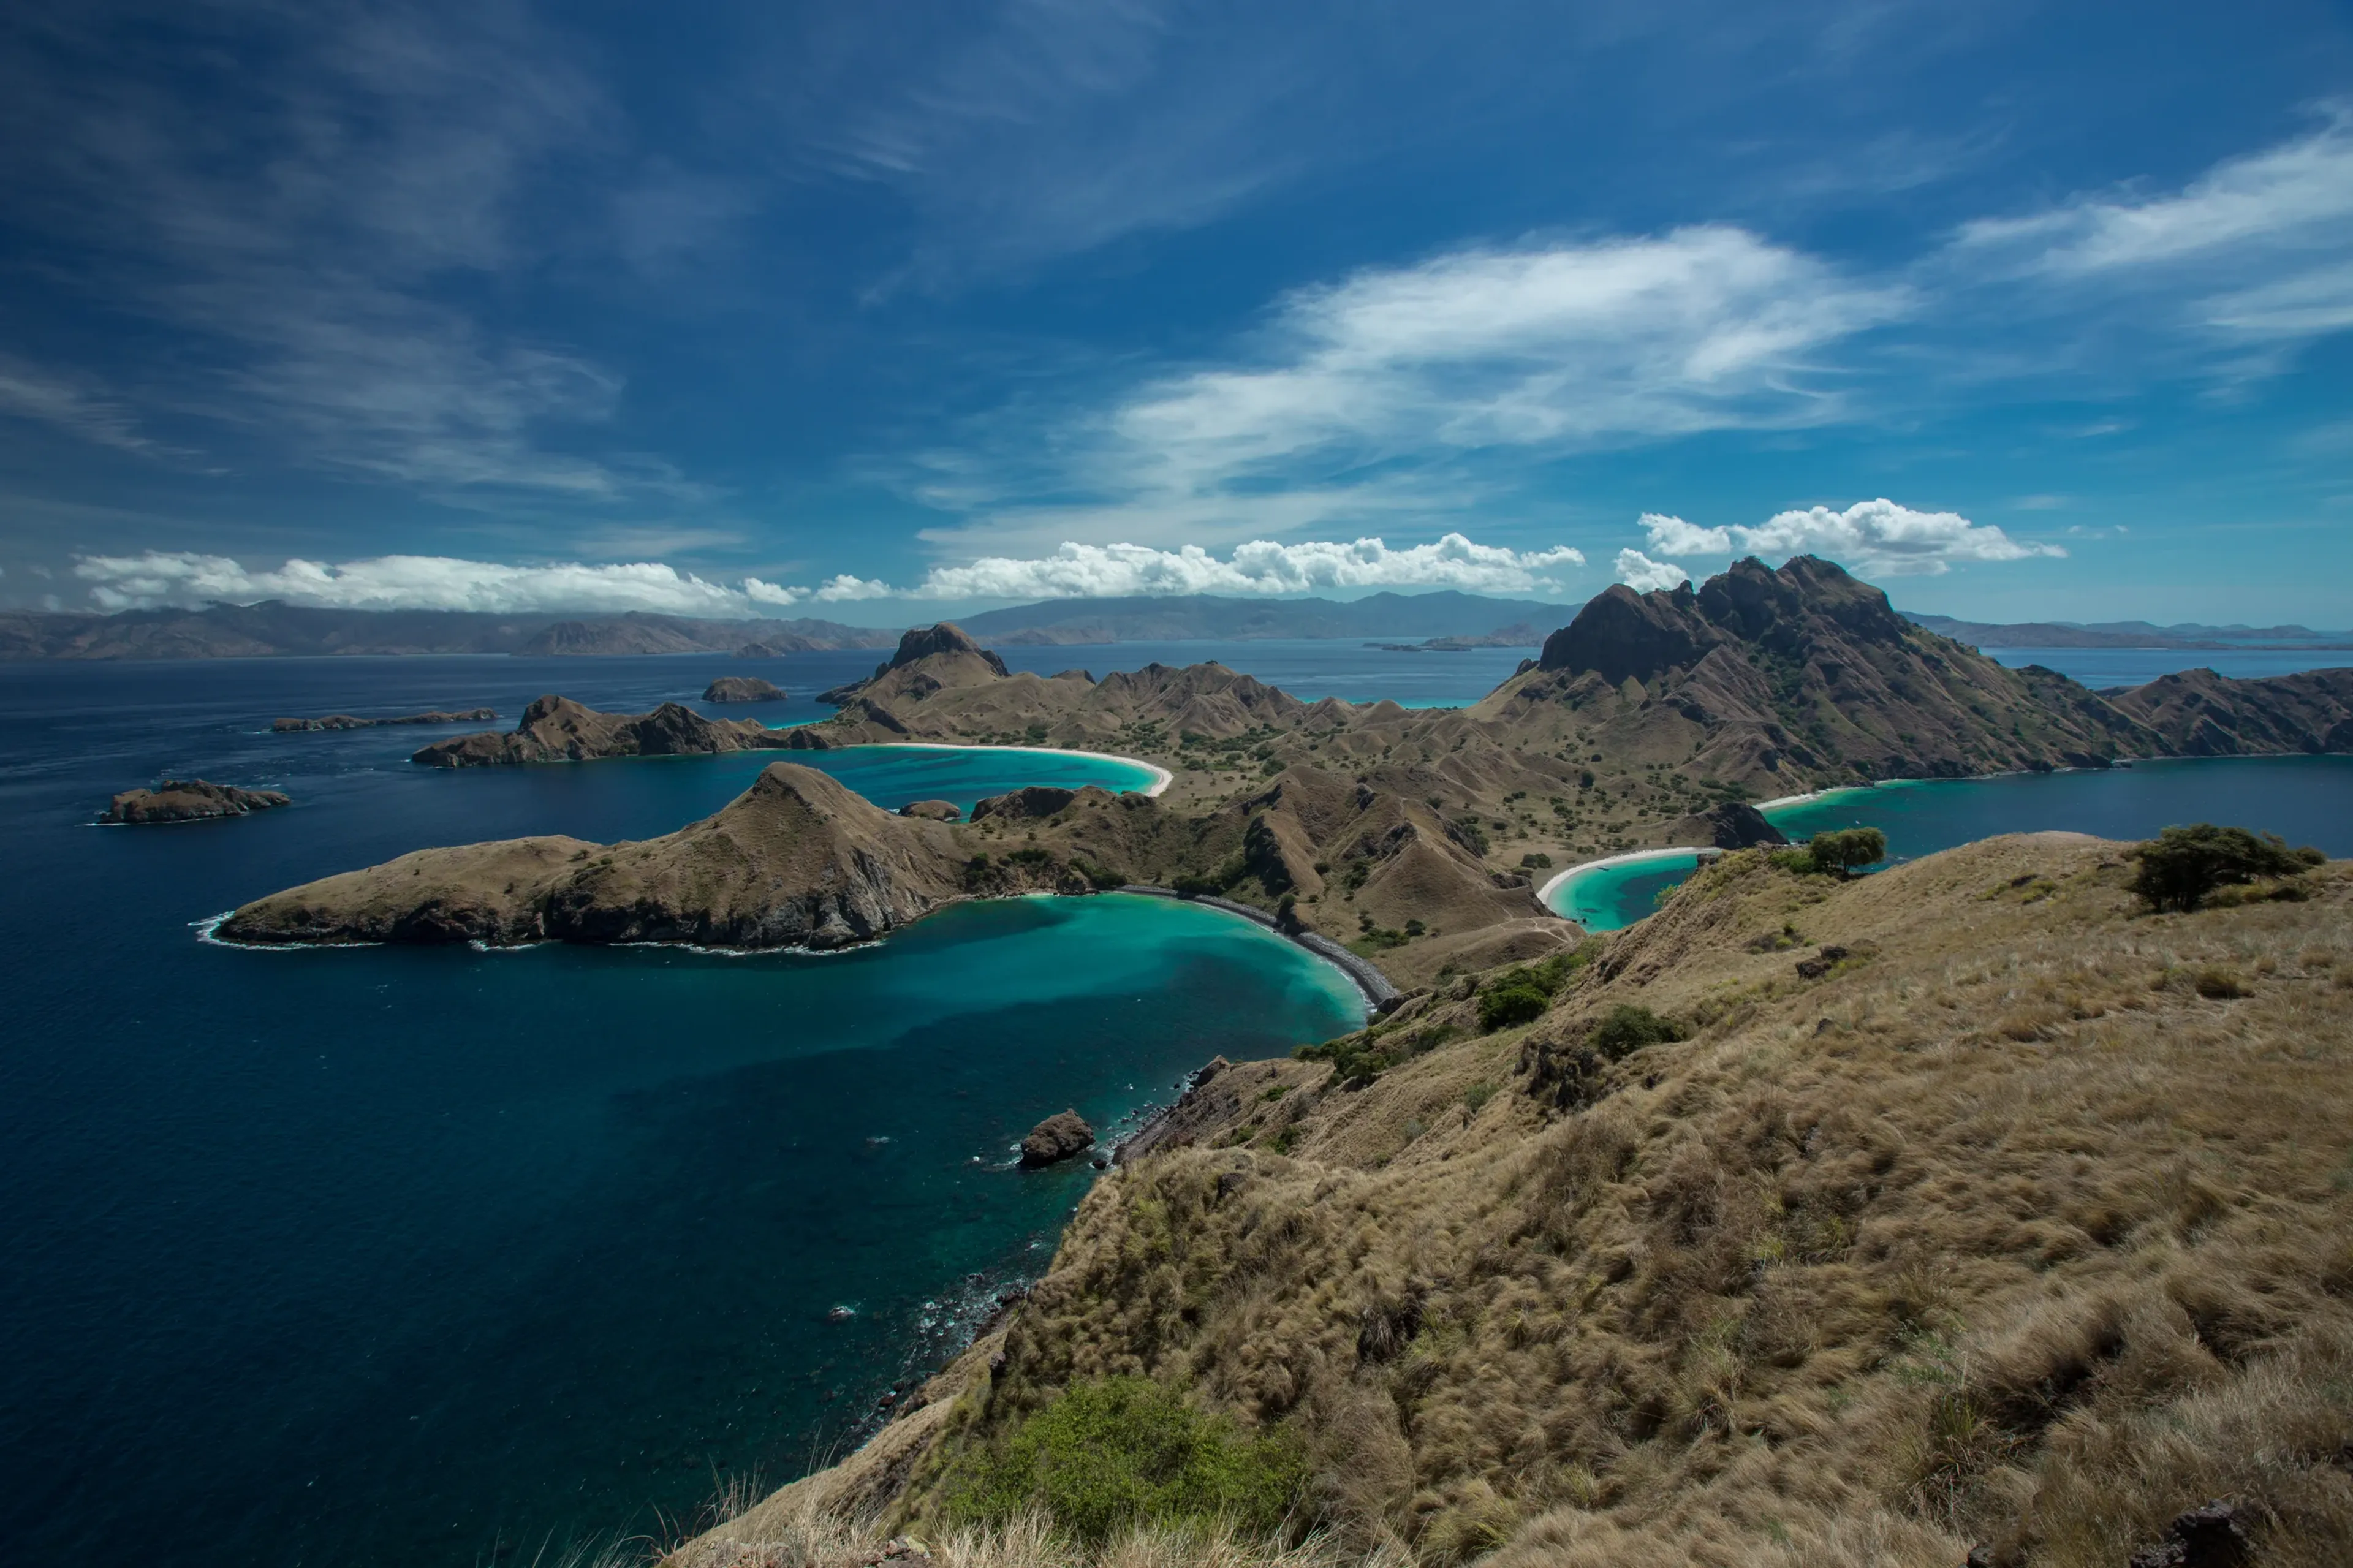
[1981,645,2353,688]
[0,653,1362,1566]
[6,638,2347,1564]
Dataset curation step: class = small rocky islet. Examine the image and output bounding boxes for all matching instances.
[271,708,495,731]
[102,779,290,824]
[702,676,787,703]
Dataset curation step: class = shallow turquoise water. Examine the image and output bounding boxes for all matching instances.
[1546,755,2353,930]
[792,743,1159,812]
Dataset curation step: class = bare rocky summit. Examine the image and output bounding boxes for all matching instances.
[102,779,290,824]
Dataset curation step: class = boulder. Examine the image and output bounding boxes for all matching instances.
[898,799,961,822]
[102,780,290,824]
[2126,1499,2249,1567]
[1018,1110,1094,1168]
[703,676,786,703]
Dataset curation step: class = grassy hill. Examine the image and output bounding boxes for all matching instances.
[673,832,2353,1567]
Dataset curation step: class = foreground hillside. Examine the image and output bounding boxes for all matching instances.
[679,834,2353,1567]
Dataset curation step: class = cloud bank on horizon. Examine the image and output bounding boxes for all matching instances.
[74,501,2045,615]
[0,2,2347,624]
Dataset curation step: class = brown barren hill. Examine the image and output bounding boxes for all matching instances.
[675,831,2353,1568]
[412,694,797,766]
[219,762,970,949]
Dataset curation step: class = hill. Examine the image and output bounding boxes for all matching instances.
[955,591,1572,645]
[1906,613,2353,651]
[0,602,897,659]
[675,832,2353,1567]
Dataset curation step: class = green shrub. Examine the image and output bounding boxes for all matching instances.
[1170,871,1225,898]
[2131,823,2325,912]
[1588,1003,1684,1060]
[1521,851,1553,869]
[1478,980,1551,1031]
[1807,827,1887,877]
[942,1377,1305,1543]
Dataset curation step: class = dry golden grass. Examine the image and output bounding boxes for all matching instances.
[689,832,2353,1567]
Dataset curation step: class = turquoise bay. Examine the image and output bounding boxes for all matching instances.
[1545,754,2353,930]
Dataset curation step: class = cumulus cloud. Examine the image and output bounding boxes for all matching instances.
[1634,498,2064,577]
[71,533,1585,613]
[75,552,764,616]
[909,535,1585,600]
[1613,548,1691,593]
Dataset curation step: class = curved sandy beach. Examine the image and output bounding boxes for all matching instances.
[1536,845,1710,918]
[870,741,1173,797]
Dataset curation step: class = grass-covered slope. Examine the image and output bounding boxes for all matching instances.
[688,833,2353,1567]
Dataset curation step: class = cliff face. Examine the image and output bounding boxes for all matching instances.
[412,695,795,767]
[218,763,968,949]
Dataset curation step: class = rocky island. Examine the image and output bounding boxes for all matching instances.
[102,779,290,824]
[272,708,496,731]
[1017,1111,1094,1168]
[411,694,801,767]
[702,676,786,703]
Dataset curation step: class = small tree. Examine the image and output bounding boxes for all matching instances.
[2131,824,2323,912]
[1808,827,1887,878]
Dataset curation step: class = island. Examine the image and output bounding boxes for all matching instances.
[272,708,496,731]
[102,779,290,824]
[702,676,787,703]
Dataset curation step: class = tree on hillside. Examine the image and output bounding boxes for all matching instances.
[2131,824,2323,912]
[1808,827,1887,878]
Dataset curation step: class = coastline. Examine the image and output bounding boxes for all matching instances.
[1115,885,1398,1010]
[1536,845,1707,917]
[868,740,1174,797]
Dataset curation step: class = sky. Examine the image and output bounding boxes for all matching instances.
[1,0,2350,627]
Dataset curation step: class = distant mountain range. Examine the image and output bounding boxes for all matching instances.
[0,603,900,660]
[1908,613,2353,650]
[0,591,1578,659]
[954,590,1571,643]
[9,592,2347,661]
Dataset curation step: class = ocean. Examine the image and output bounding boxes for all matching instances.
[0,653,1358,1566]
[4,638,2347,1562]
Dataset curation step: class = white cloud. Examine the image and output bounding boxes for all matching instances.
[1613,548,1691,593]
[1948,108,2353,354]
[909,534,1586,600]
[1636,498,2064,577]
[75,552,766,616]
[917,226,1906,555]
[0,355,162,455]
[1115,226,1903,481]
[70,532,1585,613]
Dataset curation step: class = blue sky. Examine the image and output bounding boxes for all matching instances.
[2,0,2350,625]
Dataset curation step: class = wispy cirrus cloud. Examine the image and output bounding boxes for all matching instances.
[920,225,1906,554]
[1946,105,2353,360]
[0,354,165,456]
[0,0,638,498]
